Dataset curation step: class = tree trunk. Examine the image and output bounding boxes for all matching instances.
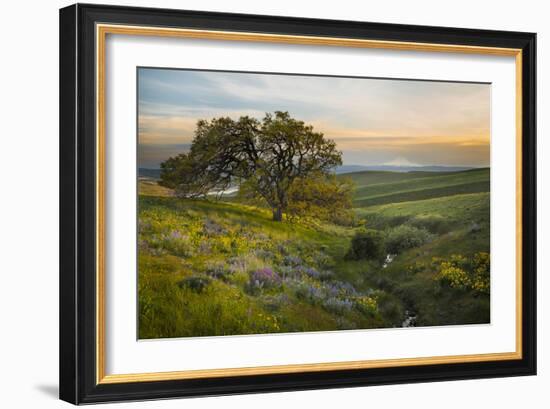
[272,207,283,222]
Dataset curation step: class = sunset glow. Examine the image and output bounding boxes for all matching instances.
[138,68,490,168]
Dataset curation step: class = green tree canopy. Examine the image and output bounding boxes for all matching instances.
[286,174,355,225]
[160,111,344,221]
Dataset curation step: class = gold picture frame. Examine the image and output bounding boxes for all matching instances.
[60,4,536,404]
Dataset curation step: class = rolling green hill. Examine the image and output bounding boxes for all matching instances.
[356,192,490,256]
[353,192,490,325]
[340,168,489,207]
[356,192,490,223]
[342,169,454,186]
[137,167,490,338]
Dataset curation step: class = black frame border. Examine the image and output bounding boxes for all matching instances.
[59,3,536,404]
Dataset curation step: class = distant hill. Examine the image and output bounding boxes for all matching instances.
[143,165,477,178]
[334,165,372,174]
[335,164,477,174]
[339,167,490,207]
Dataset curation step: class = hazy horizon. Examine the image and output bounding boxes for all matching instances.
[138,162,487,171]
[138,68,490,169]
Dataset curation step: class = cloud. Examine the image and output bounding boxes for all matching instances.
[138,115,197,144]
[138,68,490,168]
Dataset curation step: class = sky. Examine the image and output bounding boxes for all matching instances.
[138,68,490,169]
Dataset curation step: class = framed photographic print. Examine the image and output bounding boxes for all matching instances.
[59,3,536,404]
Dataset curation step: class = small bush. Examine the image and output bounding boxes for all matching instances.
[407,215,451,234]
[347,229,384,260]
[435,252,490,295]
[439,265,470,288]
[354,295,378,316]
[291,280,325,305]
[471,252,490,294]
[177,275,212,293]
[151,230,193,257]
[362,214,411,230]
[205,262,232,281]
[383,225,433,254]
[322,297,354,314]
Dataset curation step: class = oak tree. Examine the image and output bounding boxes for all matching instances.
[160,111,343,221]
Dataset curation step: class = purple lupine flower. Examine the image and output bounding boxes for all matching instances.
[302,267,321,279]
[249,268,281,288]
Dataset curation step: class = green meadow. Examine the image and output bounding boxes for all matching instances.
[138,168,490,339]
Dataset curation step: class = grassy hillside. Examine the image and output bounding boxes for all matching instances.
[138,196,383,338]
[343,168,489,207]
[138,167,490,338]
[342,169,453,186]
[356,192,489,231]
[139,178,173,197]
[354,192,490,325]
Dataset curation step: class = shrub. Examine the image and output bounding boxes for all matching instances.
[354,295,378,316]
[383,225,433,254]
[322,297,354,314]
[435,252,490,295]
[291,280,325,305]
[347,229,384,260]
[471,252,490,294]
[152,230,193,257]
[407,215,451,234]
[438,264,470,288]
[362,213,411,230]
[177,275,211,293]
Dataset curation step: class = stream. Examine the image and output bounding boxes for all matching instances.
[402,310,418,327]
[381,253,419,328]
[382,253,395,268]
